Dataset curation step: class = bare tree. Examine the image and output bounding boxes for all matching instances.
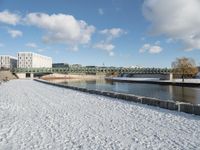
[172,57,198,82]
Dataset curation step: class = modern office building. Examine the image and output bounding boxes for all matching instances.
[17,52,52,68]
[0,55,17,69]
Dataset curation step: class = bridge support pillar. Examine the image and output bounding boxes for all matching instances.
[16,73,26,79]
[31,73,34,78]
[170,73,173,80]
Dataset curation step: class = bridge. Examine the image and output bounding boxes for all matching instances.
[13,67,171,74]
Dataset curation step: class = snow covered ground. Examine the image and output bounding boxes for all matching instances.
[106,77,200,84]
[170,79,200,83]
[0,79,200,150]
[107,77,161,81]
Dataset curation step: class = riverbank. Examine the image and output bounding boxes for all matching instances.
[41,73,105,80]
[0,79,200,149]
[0,70,17,82]
[105,77,200,87]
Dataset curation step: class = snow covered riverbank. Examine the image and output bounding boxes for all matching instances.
[106,77,200,83]
[0,80,200,149]
[105,77,200,87]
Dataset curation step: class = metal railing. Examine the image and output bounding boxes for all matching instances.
[13,67,172,74]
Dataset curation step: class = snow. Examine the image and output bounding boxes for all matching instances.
[108,77,161,81]
[106,77,200,83]
[0,79,200,150]
[170,79,200,83]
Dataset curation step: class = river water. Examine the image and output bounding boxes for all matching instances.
[48,79,200,104]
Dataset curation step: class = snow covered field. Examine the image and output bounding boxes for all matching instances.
[0,80,200,150]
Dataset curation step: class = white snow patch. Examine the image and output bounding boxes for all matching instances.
[106,77,200,83]
[0,79,200,149]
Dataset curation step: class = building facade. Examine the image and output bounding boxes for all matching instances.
[0,55,17,69]
[17,52,52,68]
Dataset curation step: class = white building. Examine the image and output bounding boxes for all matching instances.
[17,52,52,68]
[0,55,17,69]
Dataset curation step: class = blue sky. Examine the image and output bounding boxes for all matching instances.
[0,0,200,67]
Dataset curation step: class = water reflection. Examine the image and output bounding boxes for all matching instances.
[171,86,199,104]
[48,79,200,104]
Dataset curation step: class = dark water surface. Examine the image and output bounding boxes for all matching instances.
[49,79,200,104]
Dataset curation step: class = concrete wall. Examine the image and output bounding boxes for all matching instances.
[16,73,26,79]
[16,73,36,79]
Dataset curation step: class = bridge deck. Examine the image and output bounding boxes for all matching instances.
[13,67,171,74]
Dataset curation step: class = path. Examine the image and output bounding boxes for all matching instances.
[0,80,200,150]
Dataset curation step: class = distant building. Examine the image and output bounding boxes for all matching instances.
[0,55,17,69]
[129,65,144,68]
[71,64,82,68]
[85,66,97,68]
[52,63,69,68]
[17,52,52,68]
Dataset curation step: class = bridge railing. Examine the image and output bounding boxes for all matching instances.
[13,67,172,74]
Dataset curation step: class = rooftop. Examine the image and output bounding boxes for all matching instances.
[0,55,17,59]
[17,52,52,60]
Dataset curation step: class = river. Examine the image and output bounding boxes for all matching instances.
[48,79,200,104]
